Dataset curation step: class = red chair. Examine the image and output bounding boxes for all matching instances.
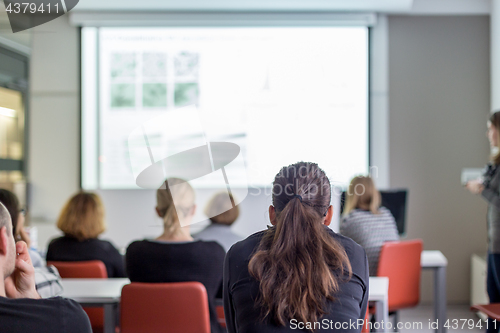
[216,305,226,328]
[471,304,500,321]
[361,305,370,333]
[47,261,107,333]
[369,239,423,328]
[120,282,211,333]
[378,239,423,311]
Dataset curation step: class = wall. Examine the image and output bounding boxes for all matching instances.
[28,16,80,243]
[388,16,490,303]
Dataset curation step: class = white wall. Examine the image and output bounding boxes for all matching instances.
[28,16,80,247]
[388,15,490,303]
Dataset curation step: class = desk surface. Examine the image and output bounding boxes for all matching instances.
[368,277,389,301]
[62,277,387,303]
[422,250,448,267]
[61,278,130,304]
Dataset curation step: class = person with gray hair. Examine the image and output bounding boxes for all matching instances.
[0,202,92,333]
[193,191,243,252]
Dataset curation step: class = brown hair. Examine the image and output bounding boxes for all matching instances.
[156,178,195,233]
[57,192,106,241]
[0,189,19,236]
[248,162,352,328]
[204,192,239,225]
[490,111,500,165]
[343,176,381,216]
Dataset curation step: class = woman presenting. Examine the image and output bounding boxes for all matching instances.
[467,111,500,333]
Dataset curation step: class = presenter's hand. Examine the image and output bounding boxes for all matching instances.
[466,179,485,195]
[4,241,40,299]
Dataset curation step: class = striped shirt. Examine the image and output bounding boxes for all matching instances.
[340,207,399,276]
[35,266,63,298]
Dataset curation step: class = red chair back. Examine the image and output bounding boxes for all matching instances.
[361,304,370,333]
[120,282,211,333]
[377,239,423,312]
[48,260,107,332]
[216,305,226,328]
[47,260,107,279]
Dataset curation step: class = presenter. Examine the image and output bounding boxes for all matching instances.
[467,111,500,333]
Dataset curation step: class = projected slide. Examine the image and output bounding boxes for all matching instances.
[81,27,368,189]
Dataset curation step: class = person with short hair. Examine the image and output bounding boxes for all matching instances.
[46,192,126,278]
[223,162,369,333]
[340,175,399,276]
[0,202,92,333]
[0,189,63,297]
[193,192,243,252]
[126,178,225,333]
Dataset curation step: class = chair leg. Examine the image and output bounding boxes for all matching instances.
[392,311,399,332]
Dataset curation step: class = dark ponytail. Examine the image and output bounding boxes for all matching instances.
[490,111,500,165]
[248,162,352,328]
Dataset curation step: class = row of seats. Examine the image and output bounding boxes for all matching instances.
[48,238,424,333]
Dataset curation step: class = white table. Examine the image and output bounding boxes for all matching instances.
[421,250,448,333]
[369,276,390,332]
[61,278,130,333]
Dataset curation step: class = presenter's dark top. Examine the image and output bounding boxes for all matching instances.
[125,239,226,333]
[223,227,369,333]
[482,163,500,253]
[46,236,126,278]
[0,296,92,333]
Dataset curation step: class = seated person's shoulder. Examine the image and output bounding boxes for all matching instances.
[194,239,226,257]
[226,230,267,261]
[47,236,65,247]
[125,239,148,254]
[332,231,368,274]
[0,297,91,333]
[378,206,393,217]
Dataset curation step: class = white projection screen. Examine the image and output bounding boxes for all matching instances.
[81,27,369,191]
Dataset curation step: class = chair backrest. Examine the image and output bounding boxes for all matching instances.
[121,282,211,333]
[46,260,107,331]
[377,239,423,312]
[47,260,108,279]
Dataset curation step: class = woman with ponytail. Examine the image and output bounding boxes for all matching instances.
[223,162,369,332]
[125,178,225,333]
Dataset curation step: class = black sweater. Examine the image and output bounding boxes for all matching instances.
[0,296,91,333]
[46,236,126,278]
[125,239,226,333]
[223,227,369,333]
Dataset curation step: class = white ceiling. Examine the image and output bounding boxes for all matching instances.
[72,0,415,12]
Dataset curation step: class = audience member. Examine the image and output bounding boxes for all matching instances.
[126,178,225,333]
[0,202,91,332]
[340,176,399,276]
[0,189,63,297]
[193,192,243,252]
[223,162,369,332]
[46,192,126,278]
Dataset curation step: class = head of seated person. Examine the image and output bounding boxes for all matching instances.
[205,192,239,227]
[57,192,106,241]
[155,177,196,241]
[344,175,381,215]
[244,162,356,327]
[0,189,30,247]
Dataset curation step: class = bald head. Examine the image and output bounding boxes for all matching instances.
[0,202,12,233]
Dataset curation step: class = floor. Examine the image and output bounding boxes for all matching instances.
[392,304,485,333]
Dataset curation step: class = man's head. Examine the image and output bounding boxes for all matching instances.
[0,202,16,280]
